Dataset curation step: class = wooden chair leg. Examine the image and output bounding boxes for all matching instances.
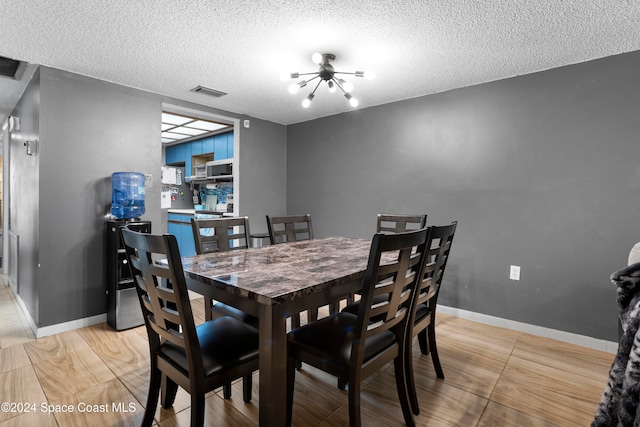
[243,374,253,403]
[428,323,444,379]
[337,376,347,390]
[160,374,179,408]
[205,298,213,321]
[329,301,339,315]
[417,328,430,355]
[223,383,232,399]
[142,364,161,427]
[394,355,416,427]
[405,339,420,415]
[191,393,205,427]
[347,374,362,427]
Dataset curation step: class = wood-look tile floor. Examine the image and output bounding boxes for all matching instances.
[0,276,614,426]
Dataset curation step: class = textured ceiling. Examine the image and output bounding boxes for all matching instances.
[1,0,640,126]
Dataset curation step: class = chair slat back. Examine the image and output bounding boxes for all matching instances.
[356,229,429,345]
[414,222,457,312]
[266,214,313,245]
[376,214,427,234]
[191,216,251,254]
[121,227,202,371]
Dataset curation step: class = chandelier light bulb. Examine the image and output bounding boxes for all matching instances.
[311,52,323,64]
[342,80,354,93]
[327,80,337,93]
[302,94,314,108]
[344,93,359,107]
[288,83,300,94]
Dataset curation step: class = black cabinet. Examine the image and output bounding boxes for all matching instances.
[106,220,151,330]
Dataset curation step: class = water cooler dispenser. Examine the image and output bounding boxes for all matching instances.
[106,220,151,330]
[106,172,149,330]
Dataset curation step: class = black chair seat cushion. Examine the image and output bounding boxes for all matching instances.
[212,302,259,328]
[160,316,259,377]
[288,312,396,365]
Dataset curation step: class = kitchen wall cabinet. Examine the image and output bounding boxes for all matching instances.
[165,131,233,171]
[165,143,187,165]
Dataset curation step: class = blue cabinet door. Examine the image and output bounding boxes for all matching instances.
[165,145,178,164]
[166,144,187,165]
[185,144,193,178]
[168,214,196,257]
[214,134,228,159]
[191,139,204,156]
[202,136,214,154]
[227,132,234,158]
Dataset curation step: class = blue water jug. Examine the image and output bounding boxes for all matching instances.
[111,172,145,219]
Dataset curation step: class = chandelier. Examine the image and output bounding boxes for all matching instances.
[285,53,375,108]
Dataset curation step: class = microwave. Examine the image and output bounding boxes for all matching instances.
[206,159,233,177]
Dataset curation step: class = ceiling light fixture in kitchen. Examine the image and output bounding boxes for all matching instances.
[284,53,375,108]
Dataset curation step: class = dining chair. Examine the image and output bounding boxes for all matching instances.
[405,221,457,415]
[190,216,257,324]
[120,226,259,427]
[286,228,429,427]
[340,221,458,412]
[190,216,258,400]
[266,213,317,327]
[376,213,427,233]
[339,212,426,318]
[266,214,314,245]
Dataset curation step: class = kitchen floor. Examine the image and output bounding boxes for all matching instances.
[0,275,614,426]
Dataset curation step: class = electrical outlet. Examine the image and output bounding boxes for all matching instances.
[509,265,521,281]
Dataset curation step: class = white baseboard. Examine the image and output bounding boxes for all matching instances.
[13,291,107,338]
[35,313,107,338]
[11,289,618,353]
[438,305,618,354]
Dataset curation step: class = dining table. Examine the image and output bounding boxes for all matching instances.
[181,236,373,426]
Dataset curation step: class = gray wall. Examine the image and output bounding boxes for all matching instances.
[9,68,41,323]
[38,68,162,326]
[287,51,640,342]
[10,67,287,328]
[237,118,288,233]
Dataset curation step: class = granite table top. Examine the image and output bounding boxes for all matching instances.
[182,236,372,306]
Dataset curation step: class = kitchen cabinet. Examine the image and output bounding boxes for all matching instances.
[165,130,234,178]
[166,144,187,165]
[167,213,196,257]
[214,133,228,159]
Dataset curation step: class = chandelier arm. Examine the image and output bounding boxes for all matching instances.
[332,78,348,94]
[308,79,322,96]
[304,74,321,84]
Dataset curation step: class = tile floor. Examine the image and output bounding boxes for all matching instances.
[0,275,616,426]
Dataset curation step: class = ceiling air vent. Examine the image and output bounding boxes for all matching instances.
[190,85,227,98]
[0,56,26,80]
